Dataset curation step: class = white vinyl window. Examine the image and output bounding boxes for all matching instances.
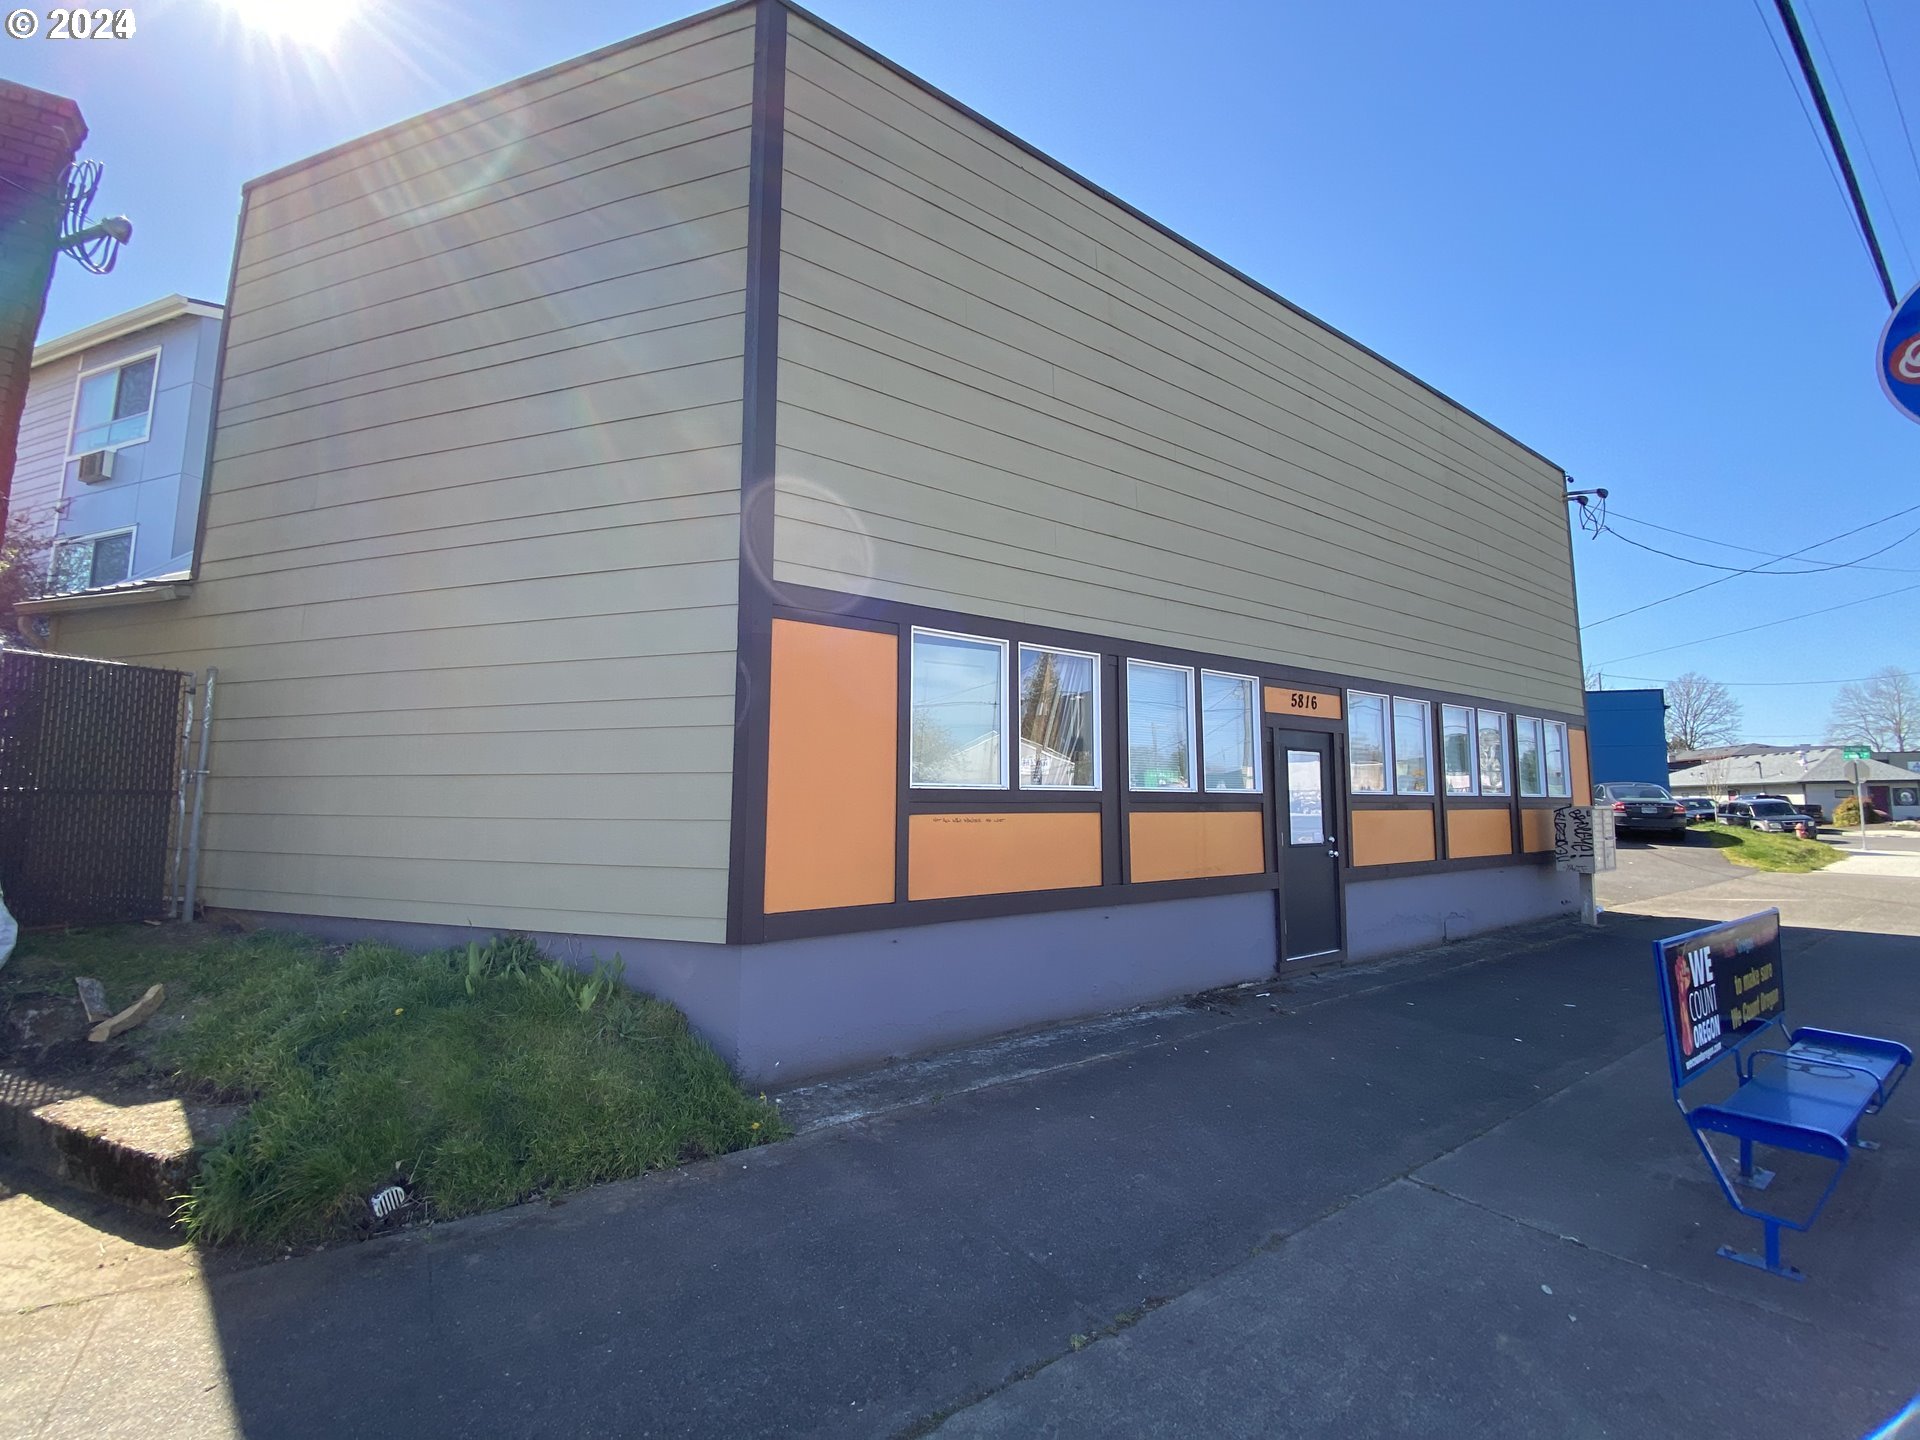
[1544,719,1571,798]
[1393,697,1434,796]
[1017,644,1100,789]
[1201,670,1260,793]
[70,350,159,455]
[1127,659,1196,791]
[1348,691,1390,795]
[1477,710,1510,796]
[48,528,135,595]
[910,628,1007,788]
[1516,715,1546,798]
[1441,704,1477,796]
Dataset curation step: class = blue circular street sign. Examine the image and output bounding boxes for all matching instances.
[1881,281,1920,425]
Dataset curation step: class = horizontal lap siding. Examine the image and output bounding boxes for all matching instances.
[11,355,77,546]
[54,9,757,943]
[771,18,1580,713]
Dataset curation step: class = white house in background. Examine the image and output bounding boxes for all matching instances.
[8,295,223,603]
[1667,746,1920,821]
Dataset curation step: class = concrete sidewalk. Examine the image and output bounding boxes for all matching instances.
[3,852,1916,1438]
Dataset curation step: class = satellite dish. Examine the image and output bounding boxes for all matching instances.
[56,159,131,275]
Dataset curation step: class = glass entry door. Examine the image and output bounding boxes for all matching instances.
[1273,728,1343,961]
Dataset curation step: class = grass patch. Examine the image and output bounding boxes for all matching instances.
[7,927,783,1245]
[1692,824,1844,873]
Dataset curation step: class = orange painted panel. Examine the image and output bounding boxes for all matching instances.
[1520,808,1556,853]
[1447,807,1513,859]
[1350,808,1437,867]
[1264,685,1343,721]
[1570,727,1592,806]
[908,812,1102,900]
[764,620,897,913]
[1128,809,1265,882]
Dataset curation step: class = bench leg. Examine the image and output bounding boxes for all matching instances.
[1717,1219,1805,1282]
[1735,1136,1775,1190]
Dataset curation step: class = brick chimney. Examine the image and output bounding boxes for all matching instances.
[0,81,87,547]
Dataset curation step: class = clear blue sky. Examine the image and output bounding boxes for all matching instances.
[14,0,1920,743]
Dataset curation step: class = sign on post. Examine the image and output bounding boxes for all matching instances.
[1880,282,1920,426]
[1843,746,1872,762]
[1554,805,1616,874]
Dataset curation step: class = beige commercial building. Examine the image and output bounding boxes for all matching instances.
[46,0,1589,1079]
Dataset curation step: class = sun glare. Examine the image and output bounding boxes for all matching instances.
[215,0,361,49]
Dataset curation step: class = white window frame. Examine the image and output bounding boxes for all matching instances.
[1441,703,1478,796]
[1393,696,1435,797]
[67,347,161,459]
[1544,719,1572,799]
[1126,658,1198,793]
[48,525,137,594]
[1347,689,1392,796]
[1016,642,1101,791]
[1200,669,1263,794]
[909,626,1010,791]
[1476,709,1511,797]
[1516,715,1547,798]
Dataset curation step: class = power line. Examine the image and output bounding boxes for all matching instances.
[1750,0,1880,277]
[1602,518,1920,575]
[1600,671,1894,688]
[1773,0,1899,306]
[1861,0,1920,226]
[1583,501,1920,626]
[1592,579,1920,665]
[1804,0,1916,278]
[1605,509,1920,573]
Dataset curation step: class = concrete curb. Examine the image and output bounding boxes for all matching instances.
[0,1068,239,1218]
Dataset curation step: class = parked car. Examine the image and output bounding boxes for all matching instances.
[1594,781,1688,838]
[1716,799,1817,834]
[1682,797,1718,822]
[1731,792,1823,824]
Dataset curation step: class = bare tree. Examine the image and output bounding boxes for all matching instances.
[1826,667,1919,751]
[1665,672,1741,755]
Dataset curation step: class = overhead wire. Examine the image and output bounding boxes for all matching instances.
[1804,0,1917,277]
[1861,0,1920,223]
[1582,501,1920,627]
[1600,515,1920,575]
[1604,509,1920,573]
[1590,579,1920,665]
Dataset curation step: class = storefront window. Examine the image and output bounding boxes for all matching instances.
[1127,660,1195,790]
[1477,710,1509,796]
[1516,716,1546,798]
[1348,691,1389,795]
[1018,645,1099,788]
[910,628,1006,787]
[1201,671,1259,792]
[1544,720,1570,798]
[1394,697,1433,795]
[1442,704,1477,795]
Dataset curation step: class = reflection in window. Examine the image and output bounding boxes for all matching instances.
[910,629,1006,787]
[1287,749,1326,845]
[73,354,157,453]
[1018,645,1099,788]
[1394,697,1433,796]
[1516,715,1546,798]
[1442,704,1477,795]
[1127,660,1194,790]
[1545,720,1570,798]
[47,530,134,595]
[1348,691,1389,795]
[1477,710,1509,796]
[1202,671,1259,792]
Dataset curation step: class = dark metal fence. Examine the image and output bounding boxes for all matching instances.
[0,649,187,925]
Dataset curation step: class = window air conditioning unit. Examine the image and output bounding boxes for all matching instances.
[76,449,115,483]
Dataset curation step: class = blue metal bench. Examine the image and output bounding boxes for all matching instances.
[1656,909,1910,1281]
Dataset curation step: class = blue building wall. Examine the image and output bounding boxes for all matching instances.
[1585,688,1668,787]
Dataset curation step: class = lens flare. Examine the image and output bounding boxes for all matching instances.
[214,0,362,49]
